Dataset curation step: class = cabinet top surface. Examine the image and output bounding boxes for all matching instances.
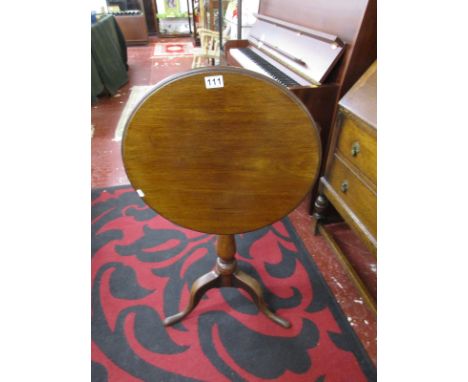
[339,61,377,129]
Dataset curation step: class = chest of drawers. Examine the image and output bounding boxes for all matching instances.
[316,61,377,254]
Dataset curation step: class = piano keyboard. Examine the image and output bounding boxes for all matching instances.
[237,48,299,86]
[230,47,311,87]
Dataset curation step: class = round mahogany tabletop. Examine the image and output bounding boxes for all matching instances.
[122,67,321,234]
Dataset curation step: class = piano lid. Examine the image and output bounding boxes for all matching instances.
[248,15,345,85]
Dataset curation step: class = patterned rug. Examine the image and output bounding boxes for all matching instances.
[92,186,376,381]
[153,42,194,57]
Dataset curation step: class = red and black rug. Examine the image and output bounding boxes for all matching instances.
[92,186,376,381]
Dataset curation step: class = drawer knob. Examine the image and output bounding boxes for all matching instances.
[340,180,349,193]
[351,142,361,157]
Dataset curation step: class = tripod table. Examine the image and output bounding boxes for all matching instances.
[122,67,321,328]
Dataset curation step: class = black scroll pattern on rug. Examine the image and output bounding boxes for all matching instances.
[91,186,376,382]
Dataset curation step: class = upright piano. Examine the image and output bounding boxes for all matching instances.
[225,0,377,207]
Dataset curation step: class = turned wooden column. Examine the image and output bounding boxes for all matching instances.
[217,234,236,261]
[312,194,330,234]
[216,235,238,283]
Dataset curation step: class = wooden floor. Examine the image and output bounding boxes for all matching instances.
[91,37,377,365]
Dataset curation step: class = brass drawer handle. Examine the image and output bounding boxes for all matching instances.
[351,141,361,157]
[340,180,349,193]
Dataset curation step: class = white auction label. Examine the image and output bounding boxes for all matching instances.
[204,75,224,89]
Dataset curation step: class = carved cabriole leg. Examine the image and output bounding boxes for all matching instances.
[163,234,291,328]
[233,270,291,328]
[163,270,220,326]
[312,194,329,235]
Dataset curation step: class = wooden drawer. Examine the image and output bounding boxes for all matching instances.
[336,113,376,186]
[327,155,376,238]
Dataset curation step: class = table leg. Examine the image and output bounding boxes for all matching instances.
[233,269,291,328]
[163,270,220,326]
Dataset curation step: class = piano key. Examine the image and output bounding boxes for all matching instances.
[231,48,298,87]
[230,48,272,78]
[240,48,300,86]
[230,47,312,87]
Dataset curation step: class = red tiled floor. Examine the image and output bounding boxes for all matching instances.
[326,222,377,300]
[91,38,377,365]
[289,199,377,365]
[91,38,194,188]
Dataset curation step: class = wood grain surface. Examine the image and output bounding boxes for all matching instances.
[123,67,321,234]
[326,154,376,239]
[336,113,377,186]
